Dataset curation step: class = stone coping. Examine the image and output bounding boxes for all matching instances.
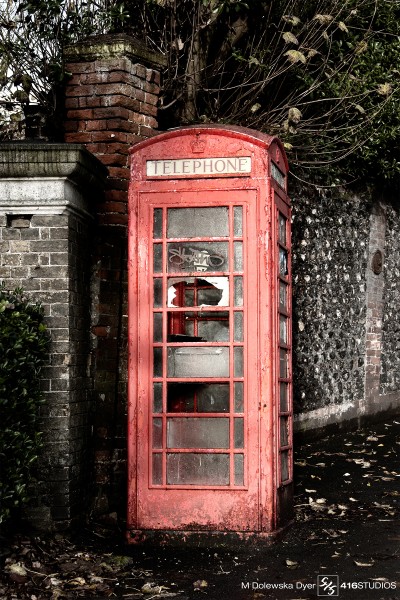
[64,33,167,69]
[0,143,108,193]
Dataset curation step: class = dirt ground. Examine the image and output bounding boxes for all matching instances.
[1,418,399,600]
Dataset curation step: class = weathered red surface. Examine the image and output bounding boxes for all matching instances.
[127,125,292,541]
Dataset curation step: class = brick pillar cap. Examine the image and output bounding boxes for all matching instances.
[64,33,167,70]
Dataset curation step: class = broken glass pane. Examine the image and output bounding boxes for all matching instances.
[167,277,229,307]
[167,383,229,413]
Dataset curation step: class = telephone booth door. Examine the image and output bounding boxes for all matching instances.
[127,126,292,541]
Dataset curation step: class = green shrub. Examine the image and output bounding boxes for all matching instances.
[0,285,49,524]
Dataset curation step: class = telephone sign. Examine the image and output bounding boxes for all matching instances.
[127,125,293,544]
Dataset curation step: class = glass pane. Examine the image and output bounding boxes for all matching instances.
[153,244,163,273]
[167,453,229,486]
[198,316,229,342]
[234,418,244,448]
[280,417,289,447]
[234,277,243,306]
[279,282,287,309]
[279,315,287,344]
[152,453,162,485]
[168,347,229,378]
[279,247,288,277]
[167,207,229,238]
[234,454,244,486]
[153,382,163,413]
[153,347,162,377]
[234,242,243,271]
[280,349,288,379]
[167,242,228,273]
[168,277,229,307]
[281,451,290,482]
[152,418,162,449]
[167,383,229,413]
[153,278,162,307]
[153,313,162,342]
[234,312,243,342]
[278,213,286,245]
[153,208,163,239]
[280,382,288,412]
[233,206,243,237]
[234,382,244,413]
[234,347,244,377]
[167,418,229,448]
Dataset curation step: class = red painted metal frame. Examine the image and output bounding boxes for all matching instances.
[127,125,291,541]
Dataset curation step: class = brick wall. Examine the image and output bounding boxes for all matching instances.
[0,144,107,530]
[64,34,166,514]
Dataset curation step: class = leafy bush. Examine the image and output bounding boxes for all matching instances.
[0,286,49,525]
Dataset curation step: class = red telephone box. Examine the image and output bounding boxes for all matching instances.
[127,125,293,543]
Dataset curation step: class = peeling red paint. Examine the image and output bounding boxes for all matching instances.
[127,125,293,541]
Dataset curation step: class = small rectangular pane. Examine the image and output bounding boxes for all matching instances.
[153,347,162,377]
[234,277,243,306]
[152,418,163,449]
[234,312,243,342]
[279,349,288,379]
[167,242,228,273]
[234,454,244,486]
[153,278,162,307]
[279,282,287,309]
[279,315,287,344]
[167,417,229,448]
[167,383,229,413]
[234,347,244,377]
[234,382,244,412]
[280,382,288,412]
[153,208,163,239]
[167,207,229,238]
[153,382,163,413]
[278,213,287,245]
[167,453,229,485]
[280,417,289,447]
[234,418,244,448]
[233,206,243,237]
[168,347,229,378]
[153,313,163,342]
[281,451,290,482]
[152,453,162,485]
[153,243,163,273]
[279,247,288,277]
[234,242,243,271]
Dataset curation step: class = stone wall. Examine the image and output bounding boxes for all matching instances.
[0,144,107,530]
[292,188,400,435]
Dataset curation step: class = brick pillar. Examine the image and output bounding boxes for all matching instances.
[0,143,107,530]
[364,202,386,415]
[64,35,165,514]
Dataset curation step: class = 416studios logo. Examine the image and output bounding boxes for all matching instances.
[317,575,339,597]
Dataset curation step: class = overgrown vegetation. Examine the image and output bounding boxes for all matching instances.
[1,0,400,186]
[0,286,48,525]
